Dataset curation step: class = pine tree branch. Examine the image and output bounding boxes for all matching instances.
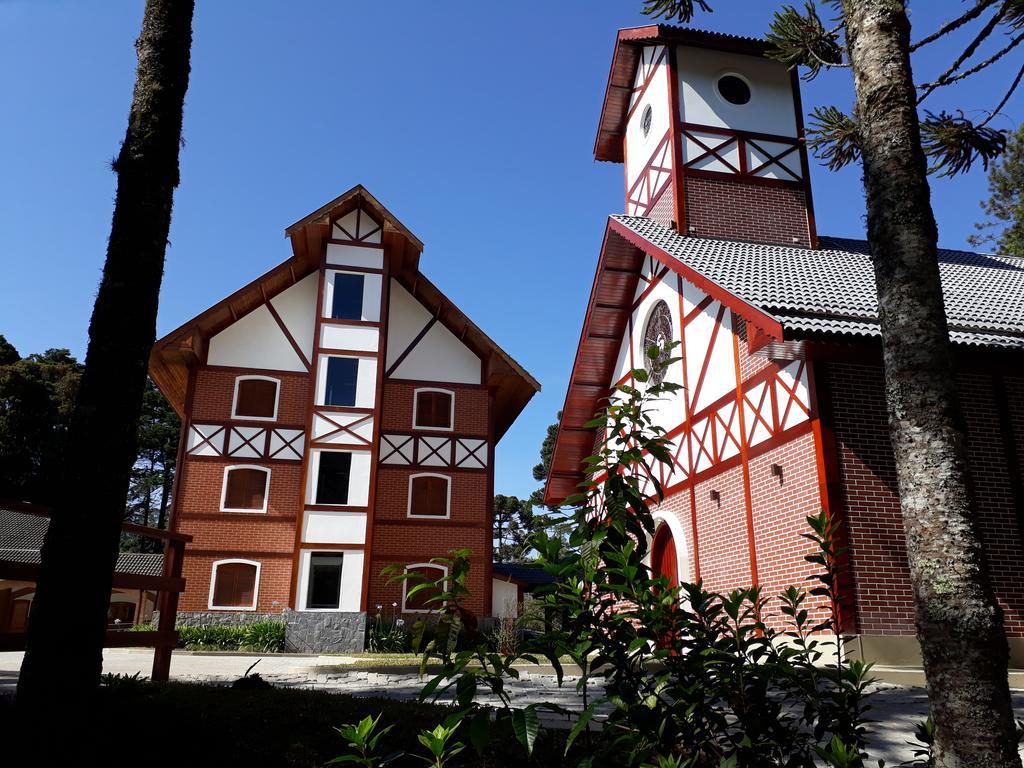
[918,30,1024,91]
[918,6,1007,103]
[910,0,1000,52]
[979,61,1024,126]
[640,0,712,22]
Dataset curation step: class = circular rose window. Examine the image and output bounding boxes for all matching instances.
[643,300,673,385]
[716,74,751,105]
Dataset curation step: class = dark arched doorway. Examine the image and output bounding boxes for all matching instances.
[651,524,679,588]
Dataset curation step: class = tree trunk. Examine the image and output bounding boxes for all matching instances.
[841,2,1020,766]
[17,0,194,711]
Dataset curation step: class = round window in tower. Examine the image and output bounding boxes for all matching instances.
[642,300,673,386]
[716,74,752,106]
[641,104,653,138]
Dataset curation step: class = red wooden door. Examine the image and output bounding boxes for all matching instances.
[652,524,679,587]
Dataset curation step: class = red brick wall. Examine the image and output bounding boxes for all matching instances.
[174,365,311,613]
[693,464,750,593]
[379,381,489,434]
[734,318,773,382]
[683,176,811,247]
[180,552,293,613]
[749,431,830,631]
[368,379,493,616]
[823,360,1024,637]
[191,368,309,425]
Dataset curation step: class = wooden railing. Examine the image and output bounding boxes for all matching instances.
[0,506,192,682]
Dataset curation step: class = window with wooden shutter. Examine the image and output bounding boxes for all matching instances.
[233,377,279,419]
[222,467,269,511]
[413,390,453,430]
[211,561,258,609]
[403,565,446,612]
[409,474,449,518]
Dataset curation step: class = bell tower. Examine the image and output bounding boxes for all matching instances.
[596,26,817,248]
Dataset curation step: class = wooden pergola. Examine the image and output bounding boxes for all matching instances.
[0,503,192,682]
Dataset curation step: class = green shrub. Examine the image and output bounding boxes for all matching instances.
[174,621,285,652]
[367,613,411,653]
[241,620,286,653]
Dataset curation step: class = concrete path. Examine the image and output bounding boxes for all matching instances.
[2,649,1020,765]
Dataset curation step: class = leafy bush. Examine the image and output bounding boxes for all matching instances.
[367,612,411,653]
[339,351,885,767]
[176,621,285,652]
[242,620,286,653]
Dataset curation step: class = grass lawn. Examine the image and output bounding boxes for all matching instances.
[2,679,570,767]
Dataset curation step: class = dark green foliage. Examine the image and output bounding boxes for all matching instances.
[807,105,860,171]
[494,412,571,563]
[4,681,556,768]
[0,336,19,365]
[920,110,1007,177]
[351,355,880,766]
[639,0,712,22]
[970,123,1024,255]
[122,378,181,551]
[175,621,285,652]
[0,345,82,505]
[766,2,843,79]
[368,611,412,653]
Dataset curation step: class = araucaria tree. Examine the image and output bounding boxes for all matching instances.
[643,1,1023,765]
[970,123,1024,255]
[17,0,195,710]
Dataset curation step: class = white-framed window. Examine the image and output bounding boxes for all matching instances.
[220,465,271,513]
[208,559,261,611]
[304,552,345,610]
[402,563,448,613]
[413,388,454,431]
[407,473,451,519]
[231,375,280,421]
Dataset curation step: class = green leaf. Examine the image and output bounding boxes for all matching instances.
[512,705,541,756]
[469,708,491,755]
[564,699,603,755]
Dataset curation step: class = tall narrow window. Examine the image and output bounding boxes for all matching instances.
[316,451,352,505]
[210,561,259,610]
[233,377,279,420]
[331,273,365,320]
[222,467,270,512]
[408,474,450,518]
[403,564,447,612]
[324,357,359,406]
[413,389,453,430]
[306,553,344,609]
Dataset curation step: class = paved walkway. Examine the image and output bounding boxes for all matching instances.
[2,650,1022,765]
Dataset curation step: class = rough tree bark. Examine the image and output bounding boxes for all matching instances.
[840,2,1021,766]
[17,0,194,709]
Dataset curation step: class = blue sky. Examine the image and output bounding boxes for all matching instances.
[1,1,1019,498]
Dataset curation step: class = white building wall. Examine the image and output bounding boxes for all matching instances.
[676,45,796,137]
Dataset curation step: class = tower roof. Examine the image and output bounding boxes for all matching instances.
[595,25,769,163]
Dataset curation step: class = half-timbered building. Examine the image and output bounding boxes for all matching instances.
[150,186,538,650]
[546,25,1024,667]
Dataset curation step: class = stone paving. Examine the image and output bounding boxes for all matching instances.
[3,649,1024,765]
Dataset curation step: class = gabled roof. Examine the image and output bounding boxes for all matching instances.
[150,185,539,440]
[613,215,1024,348]
[545,216,1024,504]
[595,25,769,162]
[0,505,164,576]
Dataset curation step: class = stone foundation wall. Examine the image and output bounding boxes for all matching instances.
[284,611,365,653]
[175,610,366,653]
